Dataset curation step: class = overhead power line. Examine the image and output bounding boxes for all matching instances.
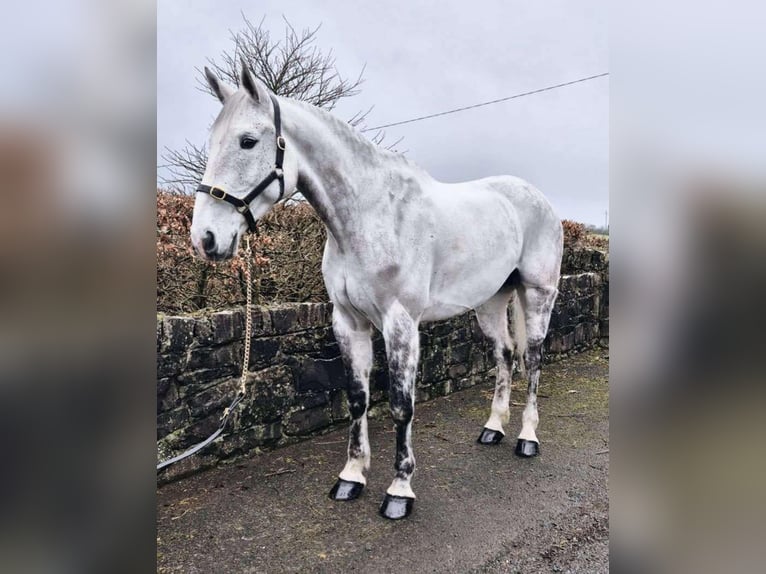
[361,72,609,132]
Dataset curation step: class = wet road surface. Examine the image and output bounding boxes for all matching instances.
[157,350,609,573]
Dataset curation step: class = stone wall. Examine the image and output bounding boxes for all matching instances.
[157,267,608,481]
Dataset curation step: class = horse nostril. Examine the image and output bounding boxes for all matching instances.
[202,231,217,255]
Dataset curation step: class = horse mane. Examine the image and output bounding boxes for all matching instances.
[287,97,426,176]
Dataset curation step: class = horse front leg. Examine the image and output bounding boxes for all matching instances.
[329,307,373,501]
[379,305,420,520]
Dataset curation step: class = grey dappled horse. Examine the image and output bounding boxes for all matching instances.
[191,63,563,520]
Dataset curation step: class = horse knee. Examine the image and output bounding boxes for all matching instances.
[347,387,367,419]
[389,401,413,426]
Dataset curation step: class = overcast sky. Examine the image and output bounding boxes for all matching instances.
[158,0,608,226]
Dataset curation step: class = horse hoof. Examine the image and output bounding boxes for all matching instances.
[515,439,540,457]
[379,494,414,520]
[328,479,364,501]
[477,427,504,445]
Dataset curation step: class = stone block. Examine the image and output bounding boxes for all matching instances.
[157,405,190,439]
[187,378,239,418]
[285,406,331,436]
[319,340,340,360]
[279,328,333,355]
[306,302,331,326]
[574,323,586,345]
[210,311,245,345]
[161,316,195,354]
[468,346,487,374]
[448,363,468,379]
[330,390,349,421]
[562,332,575,351]
[299,391,329,409]
[240,365,295,424]
[248,337,280,369]
[176,366,239,397]
[450,343,471,365]
[415,387,431,403]
[293,356,346,392]
[157,353,184,379]
[420,347,446,382]
[270,306,299,334]
[157,378,179,413]
[187,343,241,372]
[249,307,273,334]
[455,376,476,391]
[220,422,282,457]
[429,321,453,337]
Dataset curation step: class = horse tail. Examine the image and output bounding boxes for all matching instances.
[511,287,527,376]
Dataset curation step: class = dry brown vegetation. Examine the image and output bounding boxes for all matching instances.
[157,192,608,314]
[562,219,609,250]
[157,190,326,314]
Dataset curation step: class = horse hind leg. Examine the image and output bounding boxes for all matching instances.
[515,283,558,457]
[475,285,518,445]
[328,307,373,501]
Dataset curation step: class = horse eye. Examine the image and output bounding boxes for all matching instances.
[240,136,257,149]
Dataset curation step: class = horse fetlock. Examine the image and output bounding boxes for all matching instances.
[484,409,508,433]
[339,457,369,485]
[386,477,416,499]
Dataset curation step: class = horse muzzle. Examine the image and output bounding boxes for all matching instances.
[194,230,238,261]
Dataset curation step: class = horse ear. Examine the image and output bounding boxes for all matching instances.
[240,59,266,103]
[204,67,233,104]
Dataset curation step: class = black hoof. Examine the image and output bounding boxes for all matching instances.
[477,427,505,445]
[379,494,414,520]
[329,479,364,501]
[515,439,540,457]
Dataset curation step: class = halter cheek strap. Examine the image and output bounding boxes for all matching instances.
[195,94,287,233]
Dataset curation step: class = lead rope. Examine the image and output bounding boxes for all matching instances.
[157,236,254,472]
[229,234,253,409]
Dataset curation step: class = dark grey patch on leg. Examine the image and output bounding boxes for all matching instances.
[524,342,544,401]
[348,419,363,459]
[501,346,514,371]
[393,410,414,478]
[384,328,418,488]
[347,381,367,420]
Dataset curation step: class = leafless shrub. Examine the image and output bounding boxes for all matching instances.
[159,15,398,192]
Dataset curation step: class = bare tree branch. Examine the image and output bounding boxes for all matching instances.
[161,14,401,192]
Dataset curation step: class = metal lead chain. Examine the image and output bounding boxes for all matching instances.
[240,235,253,396]
[222,236,253,422]
[158,235,256,472]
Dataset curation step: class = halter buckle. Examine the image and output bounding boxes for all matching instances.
[276,136,286,151]
[237,204,250,214]
[210,186,227,200]
[274,167,284,178]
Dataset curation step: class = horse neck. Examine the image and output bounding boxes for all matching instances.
[279,98,420,251]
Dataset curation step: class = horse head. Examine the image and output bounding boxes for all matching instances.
[191,61,297,261]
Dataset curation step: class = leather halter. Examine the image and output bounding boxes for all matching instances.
[195,94,287,233]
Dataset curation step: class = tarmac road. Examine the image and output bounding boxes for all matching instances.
[157,350,609,573]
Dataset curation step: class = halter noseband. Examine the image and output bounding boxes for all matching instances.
[196,94,287,233]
